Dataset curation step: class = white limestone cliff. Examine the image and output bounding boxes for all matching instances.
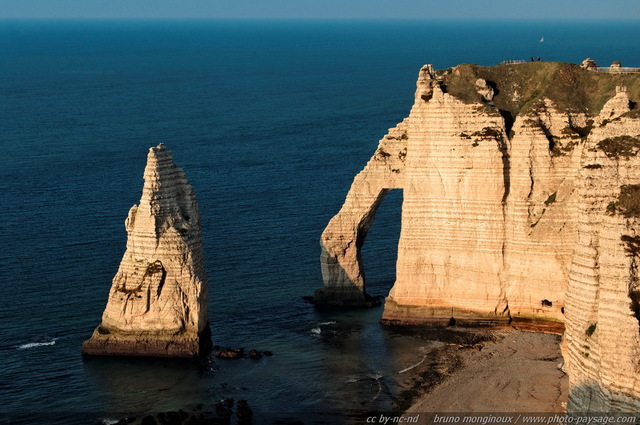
[317,62,640,411]
[317,64,579,329]
[83,144,211,357]
[564,97,640,411]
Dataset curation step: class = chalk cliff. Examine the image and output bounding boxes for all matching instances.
[83,144,211,357]
[317,62,640,411]
[564,93,640,411]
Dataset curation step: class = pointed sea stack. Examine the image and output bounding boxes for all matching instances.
[83,144,211,357]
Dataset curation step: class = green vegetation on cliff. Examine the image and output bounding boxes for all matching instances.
[441,62,640,118]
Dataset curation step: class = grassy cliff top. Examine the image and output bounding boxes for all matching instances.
[439,62,640,118]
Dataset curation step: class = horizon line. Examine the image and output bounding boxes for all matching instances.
[2,16,640,22]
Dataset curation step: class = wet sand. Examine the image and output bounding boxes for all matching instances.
[401,329,568,414]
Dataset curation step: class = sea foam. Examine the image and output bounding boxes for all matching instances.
[18,340,56,350]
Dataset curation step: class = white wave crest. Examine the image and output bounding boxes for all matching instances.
[310,327,321,335]
[18,339,56,350]
[399,353,428,374]
[318,321,337,326]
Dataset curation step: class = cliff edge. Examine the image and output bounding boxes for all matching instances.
[83,144,211,358]
[317,61,640,411]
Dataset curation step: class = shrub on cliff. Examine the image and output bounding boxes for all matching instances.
[597,136,640,159]
[607,185,640,218]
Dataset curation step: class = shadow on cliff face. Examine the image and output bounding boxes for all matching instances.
[498,108,515,136]
[567,380,640,413]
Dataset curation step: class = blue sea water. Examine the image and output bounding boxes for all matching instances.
[0,19,639,424]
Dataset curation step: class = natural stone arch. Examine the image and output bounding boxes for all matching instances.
[316,61,640,412]
[313,128,408,307]
[316,187,392,306]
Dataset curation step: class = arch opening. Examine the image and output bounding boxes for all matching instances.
[315,186,403,308]
[359,189,403,300]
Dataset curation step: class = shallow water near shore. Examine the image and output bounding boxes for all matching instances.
[0,20,638,423]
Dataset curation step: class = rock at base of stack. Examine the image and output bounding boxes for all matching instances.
[82,324,212,358]
[83,144,211,358]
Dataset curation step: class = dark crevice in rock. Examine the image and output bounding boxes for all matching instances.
[628,254,640,325]
[499,109,515,137]
[496,134,511,205]
[539,122,556,152]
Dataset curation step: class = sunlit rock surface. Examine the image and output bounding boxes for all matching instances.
[83,144,211,357]
[318,61,640,411]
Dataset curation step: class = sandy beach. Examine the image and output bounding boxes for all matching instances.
[398,329,568,415]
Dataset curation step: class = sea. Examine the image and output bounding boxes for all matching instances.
[0,19,638,424]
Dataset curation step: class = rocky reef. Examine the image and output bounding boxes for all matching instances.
[83,144,211,357]
[316,61,640,411]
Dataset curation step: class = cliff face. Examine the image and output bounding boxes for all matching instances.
[317,62,640,410]
[565,96,640,411]
[83,144,211,357]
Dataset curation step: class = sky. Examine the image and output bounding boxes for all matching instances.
[1,0,639,20]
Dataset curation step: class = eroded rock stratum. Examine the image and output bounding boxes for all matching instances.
[83,144,211,357]
[317,61,640,411]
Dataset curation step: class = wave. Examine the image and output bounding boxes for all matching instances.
[318,321,337,326]
[310,327,321,335]
[399,352,428,374]
[17,339,56,350]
